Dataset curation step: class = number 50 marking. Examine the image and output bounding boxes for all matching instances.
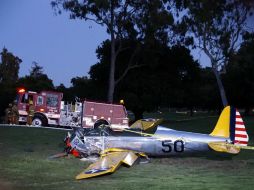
[162,140,184,153]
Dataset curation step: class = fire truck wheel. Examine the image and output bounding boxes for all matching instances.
[94,119,109,129]
[32,115,47,127]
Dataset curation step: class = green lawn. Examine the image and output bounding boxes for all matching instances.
[1,114,254,190]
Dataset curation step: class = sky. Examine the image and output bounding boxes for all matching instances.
[0,0,108,87]
[0,1,253,87]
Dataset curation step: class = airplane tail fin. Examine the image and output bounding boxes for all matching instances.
[210,106,249,146]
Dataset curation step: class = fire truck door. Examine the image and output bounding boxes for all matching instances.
[19,93,34,110]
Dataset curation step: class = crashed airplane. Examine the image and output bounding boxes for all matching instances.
[54,106,251,179]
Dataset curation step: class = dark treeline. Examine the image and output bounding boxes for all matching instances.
[1,32,254,119]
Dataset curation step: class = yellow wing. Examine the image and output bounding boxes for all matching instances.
[76,148,146,180]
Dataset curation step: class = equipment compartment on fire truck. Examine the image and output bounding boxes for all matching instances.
[82,101,129,130]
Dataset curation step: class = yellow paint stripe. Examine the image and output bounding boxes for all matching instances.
[211,142,254,150]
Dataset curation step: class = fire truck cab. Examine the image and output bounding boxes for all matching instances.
[17,89,63,126]
[16,88,129,130]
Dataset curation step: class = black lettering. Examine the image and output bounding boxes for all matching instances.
[162,140,172,153]
[174,140,184,152]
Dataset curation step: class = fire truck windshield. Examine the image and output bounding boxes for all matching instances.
[46,94,59,107]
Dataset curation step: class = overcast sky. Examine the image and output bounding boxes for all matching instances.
[0,0,253,87]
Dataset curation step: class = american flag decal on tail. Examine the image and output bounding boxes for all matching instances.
[230,108,249,146]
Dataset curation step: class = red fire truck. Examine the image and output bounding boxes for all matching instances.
[16,88,129,130]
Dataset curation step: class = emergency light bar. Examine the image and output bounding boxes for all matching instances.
[17,88,26,93]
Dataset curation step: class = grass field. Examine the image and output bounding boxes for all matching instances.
[1,114,254,190]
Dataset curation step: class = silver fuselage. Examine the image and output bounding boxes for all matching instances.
[72,126,229,156]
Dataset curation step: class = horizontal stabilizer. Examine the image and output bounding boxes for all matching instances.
[209,142,240,154]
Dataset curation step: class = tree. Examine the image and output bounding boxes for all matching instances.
[173,0,254,107]
[18,62,54,92]
[70,76,102,100]
[90,39,201,119]
[55,83,73,102]
[0,47,22,84]
[51,0,174,102]
[0,48,22,117]
[118,45,202,119]
[29,61,44,78]
[224,32,254,114]
[198,67,221,111]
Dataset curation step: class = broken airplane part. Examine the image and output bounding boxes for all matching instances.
[54,106,252,179]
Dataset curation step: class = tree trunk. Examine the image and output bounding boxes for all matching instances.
[107,2,116,103]
[107,36,116,103]
[212,67,228,107]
